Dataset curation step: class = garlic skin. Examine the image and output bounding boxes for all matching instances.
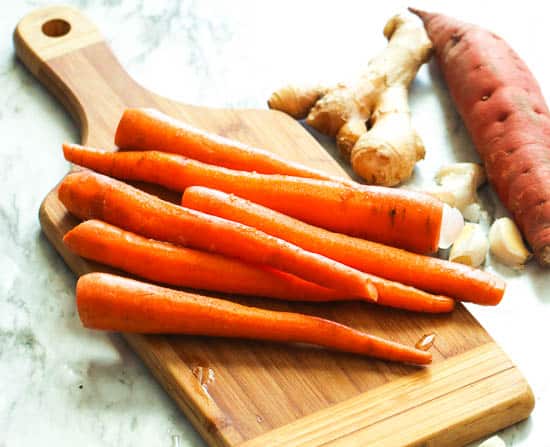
[489,218,532,270]
[430,163,486,222]
[449,223,488,268]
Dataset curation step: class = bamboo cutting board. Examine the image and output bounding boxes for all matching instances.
[15,6,534,447]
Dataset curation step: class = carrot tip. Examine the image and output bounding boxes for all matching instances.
[418,351,432,365]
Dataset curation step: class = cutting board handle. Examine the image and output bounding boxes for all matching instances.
[14,5,102,75]
[13,5,147,145]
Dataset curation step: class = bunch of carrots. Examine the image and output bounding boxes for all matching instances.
[61,108,506,366]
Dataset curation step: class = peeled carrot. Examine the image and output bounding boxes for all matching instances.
[411,9,550,266]
[64,219,351,302]
[58,171,377,301]
[66,219,454,313]
[77,272,432,365]
[182,187,504,305]
[114,108,345,182]
[63,143,443,253]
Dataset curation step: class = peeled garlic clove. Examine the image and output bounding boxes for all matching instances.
[478,435,506,447]
[489,217,532,269]
[449,223,488,267]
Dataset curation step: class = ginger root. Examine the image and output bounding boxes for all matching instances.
[268,13,432,186]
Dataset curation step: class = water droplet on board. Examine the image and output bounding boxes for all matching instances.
[192,366,216,393]
[256,415,263,423]
[415,333,436,351]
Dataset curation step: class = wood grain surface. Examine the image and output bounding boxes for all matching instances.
[14,6,534,447]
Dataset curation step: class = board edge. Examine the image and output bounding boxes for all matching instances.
[238,342,534,447]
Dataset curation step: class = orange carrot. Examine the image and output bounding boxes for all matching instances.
[65,219,454,313]
[64,219,350,302]
[58,171,377,301]
[114,108,346,182]
[63,143,443,253]
[182,187,505,305]
[77,272,432,365]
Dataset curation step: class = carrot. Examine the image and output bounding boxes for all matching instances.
[68,218,454,313]
[182,187,504,305]
[58,171,377,301]
[77,272,432,365]
[114,108,346,183]
[64,219,352,302]
[63,143,444,253]
[411,9,550,267]
[182,187,504,306]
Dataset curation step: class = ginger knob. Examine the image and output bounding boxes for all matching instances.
[269,13,432,186]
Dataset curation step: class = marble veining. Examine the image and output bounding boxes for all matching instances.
[1,0,549,446]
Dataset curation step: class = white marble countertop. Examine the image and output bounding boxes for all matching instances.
[1,1,548,446]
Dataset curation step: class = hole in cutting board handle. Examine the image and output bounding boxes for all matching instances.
[42,19,71,37]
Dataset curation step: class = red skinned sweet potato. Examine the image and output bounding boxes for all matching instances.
[411,8,550,267]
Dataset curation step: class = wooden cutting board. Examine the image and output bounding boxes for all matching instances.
[15,6,534,447]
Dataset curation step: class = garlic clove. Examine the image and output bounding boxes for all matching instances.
[478,435,506,447]
[438,203,464,249]
[462,202,482,223]
[489,217,532,269]
[435,162,486,189]
[428,163,487,221]
[428,190,458,208]
[449,223,488,267]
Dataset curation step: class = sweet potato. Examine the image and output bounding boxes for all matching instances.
[411,9,550,266]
